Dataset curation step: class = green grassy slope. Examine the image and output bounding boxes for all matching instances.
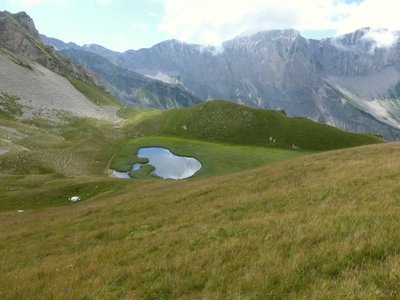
[2,142,400,298]
[67,76,121,106]
[132,100,383,151]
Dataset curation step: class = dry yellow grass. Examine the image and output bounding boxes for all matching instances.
[2,142,400,299]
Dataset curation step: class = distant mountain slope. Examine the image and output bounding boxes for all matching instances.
[132,100,383,151]
[40,35,201,109]
[40,34,120,64]
[60,48,201,109]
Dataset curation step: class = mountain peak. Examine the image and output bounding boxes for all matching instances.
[233,29,301,42]
[155,39,191,48]
[1,11,39,37]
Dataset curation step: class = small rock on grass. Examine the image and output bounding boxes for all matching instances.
[69,196,81,202]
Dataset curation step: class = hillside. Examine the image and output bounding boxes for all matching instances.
[131,100,384,151]
[109,100,382,179]
[0,11,120,121]
[2,142,400,298]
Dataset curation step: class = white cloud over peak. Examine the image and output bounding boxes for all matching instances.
[335,0,400,35]
[159,0,400,46]
[362,29,399,52]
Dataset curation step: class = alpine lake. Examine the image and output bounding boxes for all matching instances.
[112,147,202,179]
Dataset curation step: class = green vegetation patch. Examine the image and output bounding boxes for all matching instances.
[0,115,125,211]
[110,136,308,178]
[67,76,121,106]
[132,100,383,151]
[0,92,23,120]
[0,177,125,211]
[128,164,156,179]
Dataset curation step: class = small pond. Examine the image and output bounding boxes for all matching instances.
[112,147,202,180]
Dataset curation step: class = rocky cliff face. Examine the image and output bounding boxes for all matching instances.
[0,11,43,60]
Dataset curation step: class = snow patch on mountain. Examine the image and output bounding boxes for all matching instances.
[145,72,182,85]
[331,28,400,53]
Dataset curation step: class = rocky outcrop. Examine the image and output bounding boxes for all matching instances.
[0,11,43,61]
[12,11,39,37]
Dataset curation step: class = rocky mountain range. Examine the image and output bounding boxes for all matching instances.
[40,35,201,109]
[42,28,400,140]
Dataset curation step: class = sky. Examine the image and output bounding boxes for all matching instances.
[1,0,400,52]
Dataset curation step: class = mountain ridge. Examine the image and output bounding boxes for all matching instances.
[42,27,400,140]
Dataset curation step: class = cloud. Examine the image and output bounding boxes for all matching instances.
[159,0,400,46]
[362,28,399,51]
[7,0,68,5]
[159,0,352,45]
[335,0,400,35]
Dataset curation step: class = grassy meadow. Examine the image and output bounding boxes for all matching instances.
[0,115,127,211]
[2,142,400,298]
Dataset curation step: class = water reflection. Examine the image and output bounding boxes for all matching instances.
[138,147,201,179]
[112,147,202,179]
